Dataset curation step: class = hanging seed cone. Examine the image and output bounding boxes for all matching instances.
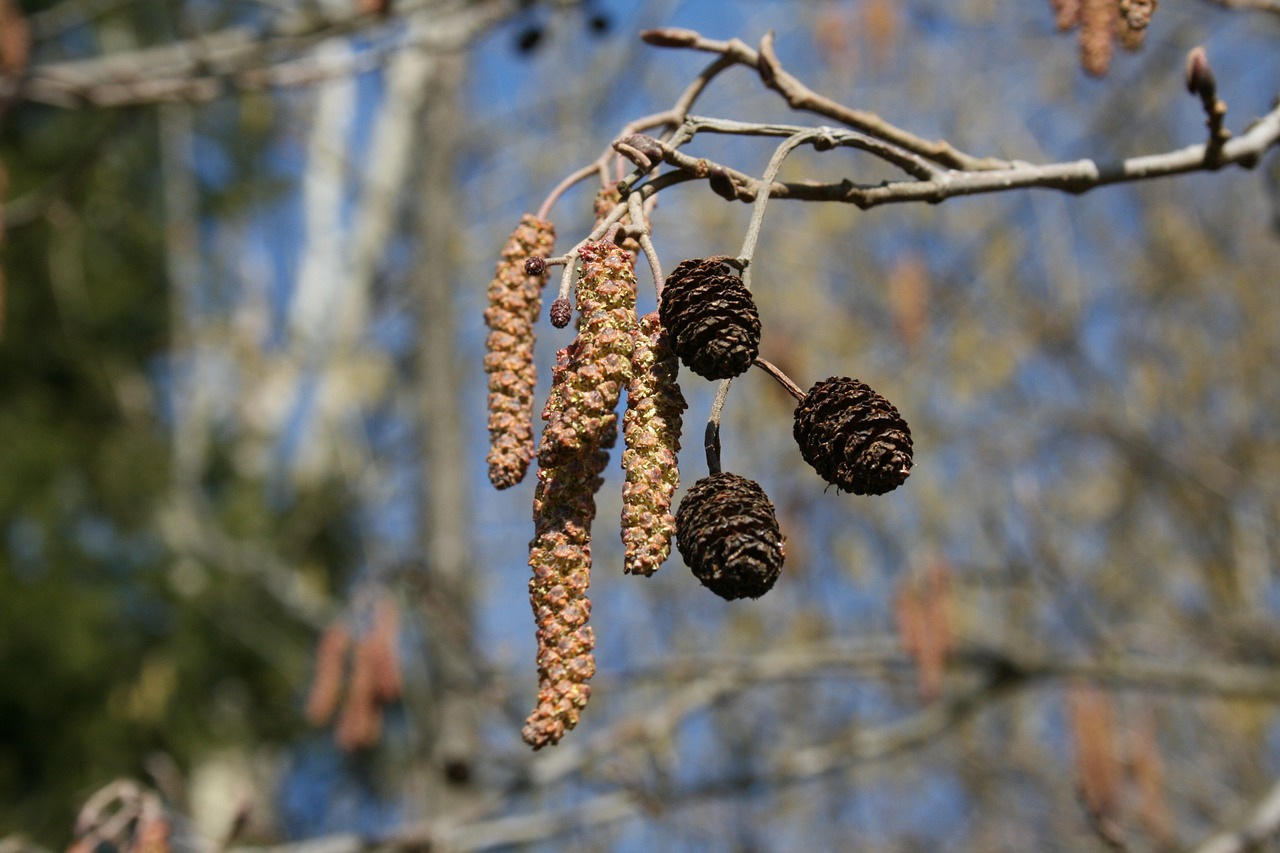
[484,214,556,490]
[523,419,616,750]
[621,313,686,576]
[659,257,761,380]
[793,377,913,496]
[537,241,638,468]
[675,472,785,600]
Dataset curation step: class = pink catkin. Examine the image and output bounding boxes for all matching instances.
[484,215,555,490]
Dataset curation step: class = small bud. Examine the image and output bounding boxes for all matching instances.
[757,33,781,87]
[614,134,665,172]
[639,27,699,48]
[515,25,544,55]
[708,167,738,201]
[550,297,572,329]
[524,256,547,276]
[1185,46,1214,97]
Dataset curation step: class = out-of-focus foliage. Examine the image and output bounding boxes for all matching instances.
[0,57,350,850]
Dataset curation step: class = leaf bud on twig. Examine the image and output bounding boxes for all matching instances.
[1184,46,1214,97]
[708,166,739,201]
[613,134,665,172]
[639,27,699,48]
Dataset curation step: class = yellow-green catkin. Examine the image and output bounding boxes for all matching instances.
[537,241,638,468]
[483,214,555,490]
[522,241,637,748]
[523,347,616,749]
[621,312,686,576]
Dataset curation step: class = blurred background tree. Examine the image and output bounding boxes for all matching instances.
[1,1,1279,851]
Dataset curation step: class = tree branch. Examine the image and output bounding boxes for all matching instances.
[1200,0,1280,13]
[629,103,1280,210]
[1191,778,1280,853]
[1,0,535,108]
[641,28,1010,171]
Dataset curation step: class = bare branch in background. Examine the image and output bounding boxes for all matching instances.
[0,0,532,108]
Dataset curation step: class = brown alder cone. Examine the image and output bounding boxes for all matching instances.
[1079,0,1115,76]
[537,241,637,468]
[484,214,556,490]
[793,377,913,496]
[523,413,616,749]
[676,472,785,600]
[621,313,686,576]
[304,621,351,726]
[659,257,761,380]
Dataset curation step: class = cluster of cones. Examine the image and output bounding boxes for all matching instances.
[483,215,915,748]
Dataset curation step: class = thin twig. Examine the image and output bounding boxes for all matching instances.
[1192,778,1280,853]
[626,191,664,299]
[536,162,604,221]
[737,129,827,289]
[753,357,806,403]
[629,102,1280,210]
[704,378,731,474]
[644,28,1009,171]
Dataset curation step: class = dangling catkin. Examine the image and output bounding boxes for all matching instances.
[484,214,555,490]
[621,313,685,576]
[537,241,638,467]
[523,345,617,749]
[522,241,638,748]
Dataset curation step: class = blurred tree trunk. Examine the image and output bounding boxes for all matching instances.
[411,52,480,817]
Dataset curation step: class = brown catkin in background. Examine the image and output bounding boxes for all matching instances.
[304,622,351,727]
[1079,0,1115,76]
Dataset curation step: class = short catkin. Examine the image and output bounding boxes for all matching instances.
[537,241,638,468]
[621,312,686,576]
[484,214,555,490]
